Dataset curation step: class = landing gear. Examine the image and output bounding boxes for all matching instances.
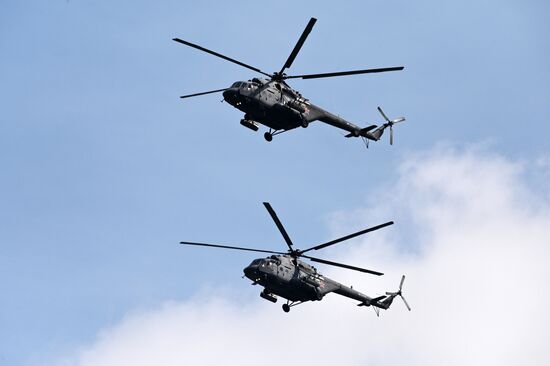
[264,128,287,142]
[281,300,304,313]
[301,120,309,128]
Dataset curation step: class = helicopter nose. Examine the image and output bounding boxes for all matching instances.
[243,265,257,280]
[222,89,232,99]
[222,89,238,104]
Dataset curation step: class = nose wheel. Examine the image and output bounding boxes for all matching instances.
[282,300,303,313]
[264,129,287,142]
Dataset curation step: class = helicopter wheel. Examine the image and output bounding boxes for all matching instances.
[301,120,309,128]
[282,304,290,313]
[264,132,273,142]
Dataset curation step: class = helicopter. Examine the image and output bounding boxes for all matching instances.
[180,202,410,314]
[173,17,406,145]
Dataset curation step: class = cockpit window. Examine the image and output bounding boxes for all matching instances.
[232,82,242,88]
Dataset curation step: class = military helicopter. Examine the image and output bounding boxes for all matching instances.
[173,17,406,145]
[180,202,410,314]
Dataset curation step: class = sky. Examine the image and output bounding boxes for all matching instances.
[1,1,549,365]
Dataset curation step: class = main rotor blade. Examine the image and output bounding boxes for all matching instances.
[302,255,384,276]
[263,202,295,251]
[299,221,394,254]
[285,66,404,80]
[179,241,286,255]
[279,17,317,75]
[172,38,272,77]
[180,88,229,99]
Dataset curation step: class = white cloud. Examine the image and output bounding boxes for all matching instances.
[58,145,550,366]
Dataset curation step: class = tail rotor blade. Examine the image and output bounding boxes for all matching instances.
[392,117,406,124]
[400,295,411,311]
[377,108,405,146]
[377,106,391,122]
[386,275,410,310]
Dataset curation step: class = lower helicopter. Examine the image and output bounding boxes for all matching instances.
[180,202,411,314]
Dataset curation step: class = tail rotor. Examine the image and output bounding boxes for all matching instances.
[386,275,411,311]
[377,106,405,145]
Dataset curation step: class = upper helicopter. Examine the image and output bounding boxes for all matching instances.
[173,17,406,145]
[180,202,410,314]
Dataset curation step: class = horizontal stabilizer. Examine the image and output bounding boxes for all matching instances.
[345,124,378,138]
[357,295,386,306]
[370,295,386,304]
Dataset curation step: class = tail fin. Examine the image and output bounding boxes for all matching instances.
[369,125,385,141]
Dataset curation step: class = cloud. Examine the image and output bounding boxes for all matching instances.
[57,145,550,366]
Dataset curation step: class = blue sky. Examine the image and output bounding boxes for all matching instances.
[1,1,549,365]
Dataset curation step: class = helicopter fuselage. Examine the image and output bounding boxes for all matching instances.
[174,16,405,144]
[222,78,378,139]
[180,201,409,313]
[243,254,387,307]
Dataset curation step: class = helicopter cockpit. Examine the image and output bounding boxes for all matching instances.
[246,257,279,269]
[230,80,261,90]
[243,257,281,280]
